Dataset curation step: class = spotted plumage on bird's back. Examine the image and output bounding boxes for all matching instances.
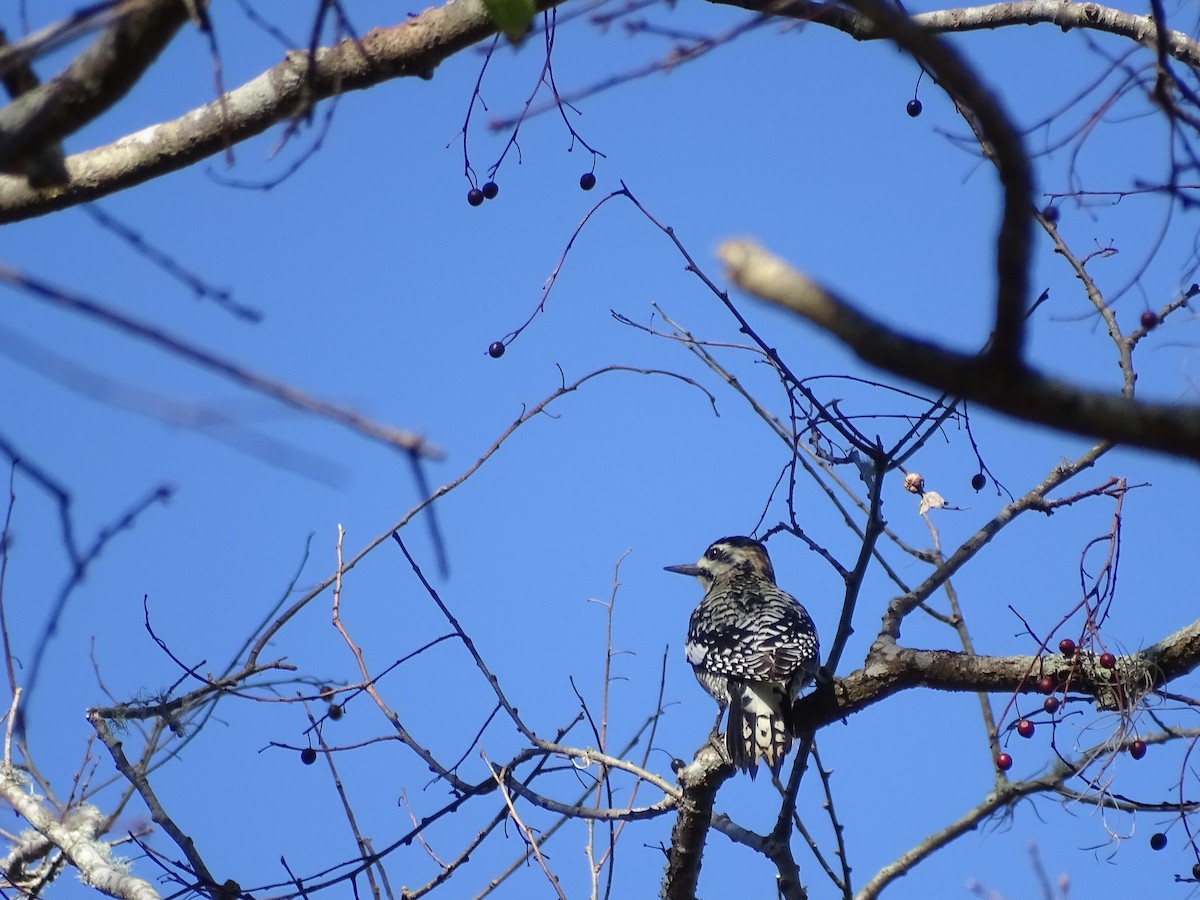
[665,536,820,778]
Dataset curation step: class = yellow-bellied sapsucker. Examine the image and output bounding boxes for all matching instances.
[666,536,820,778]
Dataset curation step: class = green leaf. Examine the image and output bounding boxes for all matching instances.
[483,0,536,45]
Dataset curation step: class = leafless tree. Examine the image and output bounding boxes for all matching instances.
[3,1,1200,898]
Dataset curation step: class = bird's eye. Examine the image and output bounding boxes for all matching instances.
[705,547,722,560]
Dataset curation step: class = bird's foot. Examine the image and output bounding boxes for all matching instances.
[706,730,733,767]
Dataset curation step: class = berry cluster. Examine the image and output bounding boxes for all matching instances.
[468,173,598,207]
[467,181,499,206]
[997,643,1146,773]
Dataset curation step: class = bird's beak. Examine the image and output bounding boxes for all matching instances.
[664,563,702,577]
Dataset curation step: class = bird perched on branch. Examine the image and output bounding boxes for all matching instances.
[665,536,820,779]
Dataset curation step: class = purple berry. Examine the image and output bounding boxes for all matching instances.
[906,99,923,118]
[488,341,505,359]
[467,188,485,207]
[482,181,499,200]
[579,172,597,191]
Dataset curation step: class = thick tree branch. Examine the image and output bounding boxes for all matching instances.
[718,239,1200,461]
[0,692,159,900]
[0,0,191,179]
[1,0,1188,223]
[0,0,566,223]
[794,619,1200,728]
[660,744,733,900]
[716,0,1200,68]
[0,797,159,900]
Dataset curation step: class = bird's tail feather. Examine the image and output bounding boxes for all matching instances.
[727,682,791,779]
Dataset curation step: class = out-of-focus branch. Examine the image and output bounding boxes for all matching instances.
[0,0,189,184]
[718,239,1200,461]
[0,263,441,458]
[0,0,567,223]
[843,0,1034,366]
[0,26,67,186]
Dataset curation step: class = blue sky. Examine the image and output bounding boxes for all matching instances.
[4,1,1200,897]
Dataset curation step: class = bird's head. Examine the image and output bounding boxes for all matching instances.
[664,536,776,590]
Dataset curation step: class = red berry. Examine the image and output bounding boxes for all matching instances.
[579,172,597,191]
[482,181,499,200]
[1130,739,1147,760]
[1038,675,1055,695]
[488,341,505,359]
[300,747,317,765]
[906,99,923,118]
[1058,639,1076,656]
[996,752,1013,771]
[1016,719,1034,738]
[1140,310,1158,330]
[971,473,986,492]
[1150,832,1167,850]
[467,188,485,207]
[1099,652,1116,669]
[1043,696,1060,714]
[1042,205,1060,224]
